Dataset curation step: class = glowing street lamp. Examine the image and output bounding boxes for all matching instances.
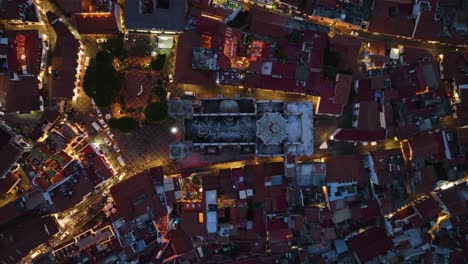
[170,127,178,134]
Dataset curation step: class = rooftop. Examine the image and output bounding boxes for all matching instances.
[325,154,366,184]
[72,13,119,35]
[49,14,80,100]
[0,126,23,178]
[0,0,38,22]
[125,0,187,32]
[110,170,167,222]
[0,215,58,264]
[347,226,393,263]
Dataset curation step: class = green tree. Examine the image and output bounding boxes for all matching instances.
[150,54,167,71]
[108,116,137,133]
[83,51,122,107]
[144,102,168,123]
[153,83,167,99]
[102,34,128,61]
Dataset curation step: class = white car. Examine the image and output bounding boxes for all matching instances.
[106,130,114,138]
[168,74,174,83]
[96,108,102,118]
[350,31,359,36]
[96,38,107,43]
[99,118,107,128]
[113,145,121,153]
[103,137,112,147]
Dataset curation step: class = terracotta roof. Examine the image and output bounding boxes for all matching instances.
[248,8,288,39]
[317,79,344,115]
[5,30,40,75]
[0,127,22,178]
[50,17,79,100]
[333,74,352,105]
[0,171,20,196]
[413,196,442,222]
[413,11,439,41]
[325,155,366,184]
[370,148,404,185]
[1,75,40,113]
[180,207,206,237]
[358,101,381,131]
[347,226,393,263]
[72,13,119,35]
[437,183,468,217]
[110,170,167,221]
[0,215,58,263]
[333,128,387,141]
[406,131,445,160]
[369,1,414,37]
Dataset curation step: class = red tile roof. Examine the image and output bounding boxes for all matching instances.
[325,155,366,184]
[72,13,119,35]
[347,226,393,263]
[0,215,58,263]
[406,131,445,160]
[174,29,216,87]
[50,17,80,100]
[1,75,40,113]
[369,1,414,37]
[196,15,221,35]
[248,8,288,39]
[413,196,442,221]
[110,170,167,221]
[333,74,352,105]
[180,208,206,237]
[333,128,387,142]
[358,101,381,131]
[437,183,468,217]
[413,11,439,41]
[6,30,40,75]
[370,148,404,185]
[0,171,20,196]
[317,79,344,115]
[271,62,297,79]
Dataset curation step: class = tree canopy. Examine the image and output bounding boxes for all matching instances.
[144,102,168,123]
[101,34,128,61]
[150,54,167,71]
[83,51,122,107]
[108,116,137,133]
[153,79,167,99]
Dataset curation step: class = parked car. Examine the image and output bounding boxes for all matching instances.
[184,91,196,97]
[106,130,114,138]
[98,119,107,128]
[91,122,102,132]
[96,108,102,118]
[168,74,174,83]
[96,38,107,43]
[103,137,112,147]
[113,145,121,153]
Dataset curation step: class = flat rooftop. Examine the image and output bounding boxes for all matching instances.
[186,116,256,144]
[125,0,187,32]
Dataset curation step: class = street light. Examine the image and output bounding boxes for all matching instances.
[171,127,178,134]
